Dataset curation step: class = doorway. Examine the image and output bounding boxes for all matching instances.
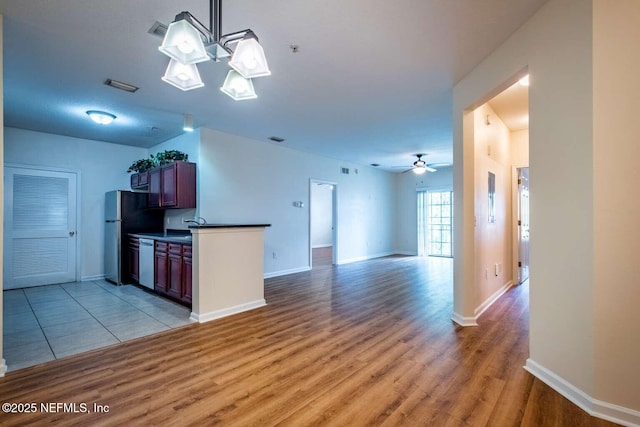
[309,180,336,268]
[417,190,454,257]
[515,167,530,284]
[3,166,78,289]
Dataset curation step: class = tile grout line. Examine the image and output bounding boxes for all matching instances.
[59,282,123,345]
[21,286,58,364]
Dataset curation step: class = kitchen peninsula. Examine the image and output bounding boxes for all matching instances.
[188,224,271,323]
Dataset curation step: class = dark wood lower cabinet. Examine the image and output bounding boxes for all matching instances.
[153,240,192,306]
[154,242,168,293]
[167,244,183,300]
[182,246,192,303]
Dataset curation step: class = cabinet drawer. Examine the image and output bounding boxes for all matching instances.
[155,241,168,252]
[169,243,183,256]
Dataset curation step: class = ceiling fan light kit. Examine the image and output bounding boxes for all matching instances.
[157,0,270,101]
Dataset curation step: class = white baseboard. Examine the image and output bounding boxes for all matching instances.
[336,251,394,265]
[451,312,478,327]
[264,266,311,279]
[474,280,514,318]
[0,358,7,377]
[525,359,640,427]
[311,244,332,249]
[82,274,105,282]
[190,299,267,323]
[451,281,513,327]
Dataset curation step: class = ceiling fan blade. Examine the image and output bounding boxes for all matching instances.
[425,166,437,172]
[401,168,413,173]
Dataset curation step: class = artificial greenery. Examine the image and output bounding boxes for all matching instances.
[126,150,189,173]
[154,150,189,166]
[127,158,156,173]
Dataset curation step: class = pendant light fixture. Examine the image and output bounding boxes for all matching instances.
[162,59,205,91]
[157,0,270,100]
[228,32,271,79]
[220,70,257,100]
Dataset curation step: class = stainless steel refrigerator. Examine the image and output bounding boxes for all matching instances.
[104,190,164,285]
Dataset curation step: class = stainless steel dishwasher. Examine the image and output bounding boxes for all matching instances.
[138,238,155,290]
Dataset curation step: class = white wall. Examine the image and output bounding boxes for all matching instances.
[454,0,640,421]
[592,0,640,412]
[310,183,333,248]
[473,104,513,306]
[3,127,148,280]
[394,166,453,255]
[198,128,396,276]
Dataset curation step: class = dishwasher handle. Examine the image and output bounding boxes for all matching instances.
[139,239,154,246]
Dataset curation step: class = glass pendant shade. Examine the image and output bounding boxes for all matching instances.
[220,70,257,100]
[159,19,209,65]
[228,37,271,78]
[162,59,204,91]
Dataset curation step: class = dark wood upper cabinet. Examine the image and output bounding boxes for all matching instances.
[144,161,196,209]
[148,168,162,208]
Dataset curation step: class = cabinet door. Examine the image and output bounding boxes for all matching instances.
[182,245,192,304]
[174,162,196,208]
[148,169,161,208]
[167,244,182,299]
[128,237,139,283]
[154,242,168,293]
[161,164,177,207]
[130,173,139,189]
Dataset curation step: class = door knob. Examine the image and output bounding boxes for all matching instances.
[69,231,75,237]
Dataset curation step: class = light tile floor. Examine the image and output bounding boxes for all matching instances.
[3,280,192,371]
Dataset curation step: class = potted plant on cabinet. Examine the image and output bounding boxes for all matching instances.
[153,150,189,166]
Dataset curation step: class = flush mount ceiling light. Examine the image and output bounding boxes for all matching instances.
[86,110,116,125]
[220,70,257,100]
[157,0,271,100]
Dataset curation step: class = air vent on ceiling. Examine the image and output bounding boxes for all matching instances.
[104,79,139,93]
[148,21,168,38]
[341,167,350,175]
[370,163,380,167]
[269,136,285,143]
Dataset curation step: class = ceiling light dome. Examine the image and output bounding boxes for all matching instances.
[86,110,116,125]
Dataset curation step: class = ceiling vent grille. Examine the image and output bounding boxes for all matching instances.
[341,167,350,175]
[148,21,168,38]
[269,136,285,143]
[104,79,139,93]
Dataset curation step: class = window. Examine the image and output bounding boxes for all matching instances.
[417,190,453,257]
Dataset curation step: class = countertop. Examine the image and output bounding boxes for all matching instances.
[129,232,192,244]
[187,224,271,229]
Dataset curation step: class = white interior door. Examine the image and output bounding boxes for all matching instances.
[517,167,530,284]
[3,167,78,289]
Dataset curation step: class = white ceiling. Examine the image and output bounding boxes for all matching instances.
[488,80,529,131]
[0,0,546,171]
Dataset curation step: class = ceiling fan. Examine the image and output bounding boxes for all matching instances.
[398,154,437,175]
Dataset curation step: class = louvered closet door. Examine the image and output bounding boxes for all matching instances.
[3,167,77,289]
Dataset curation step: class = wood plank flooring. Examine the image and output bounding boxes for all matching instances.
[0,256,617,426]
[312,246,333,268]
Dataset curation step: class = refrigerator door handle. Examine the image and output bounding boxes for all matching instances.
[105,219,122,223]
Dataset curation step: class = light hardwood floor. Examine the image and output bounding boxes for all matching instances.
[0,256,617,426]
